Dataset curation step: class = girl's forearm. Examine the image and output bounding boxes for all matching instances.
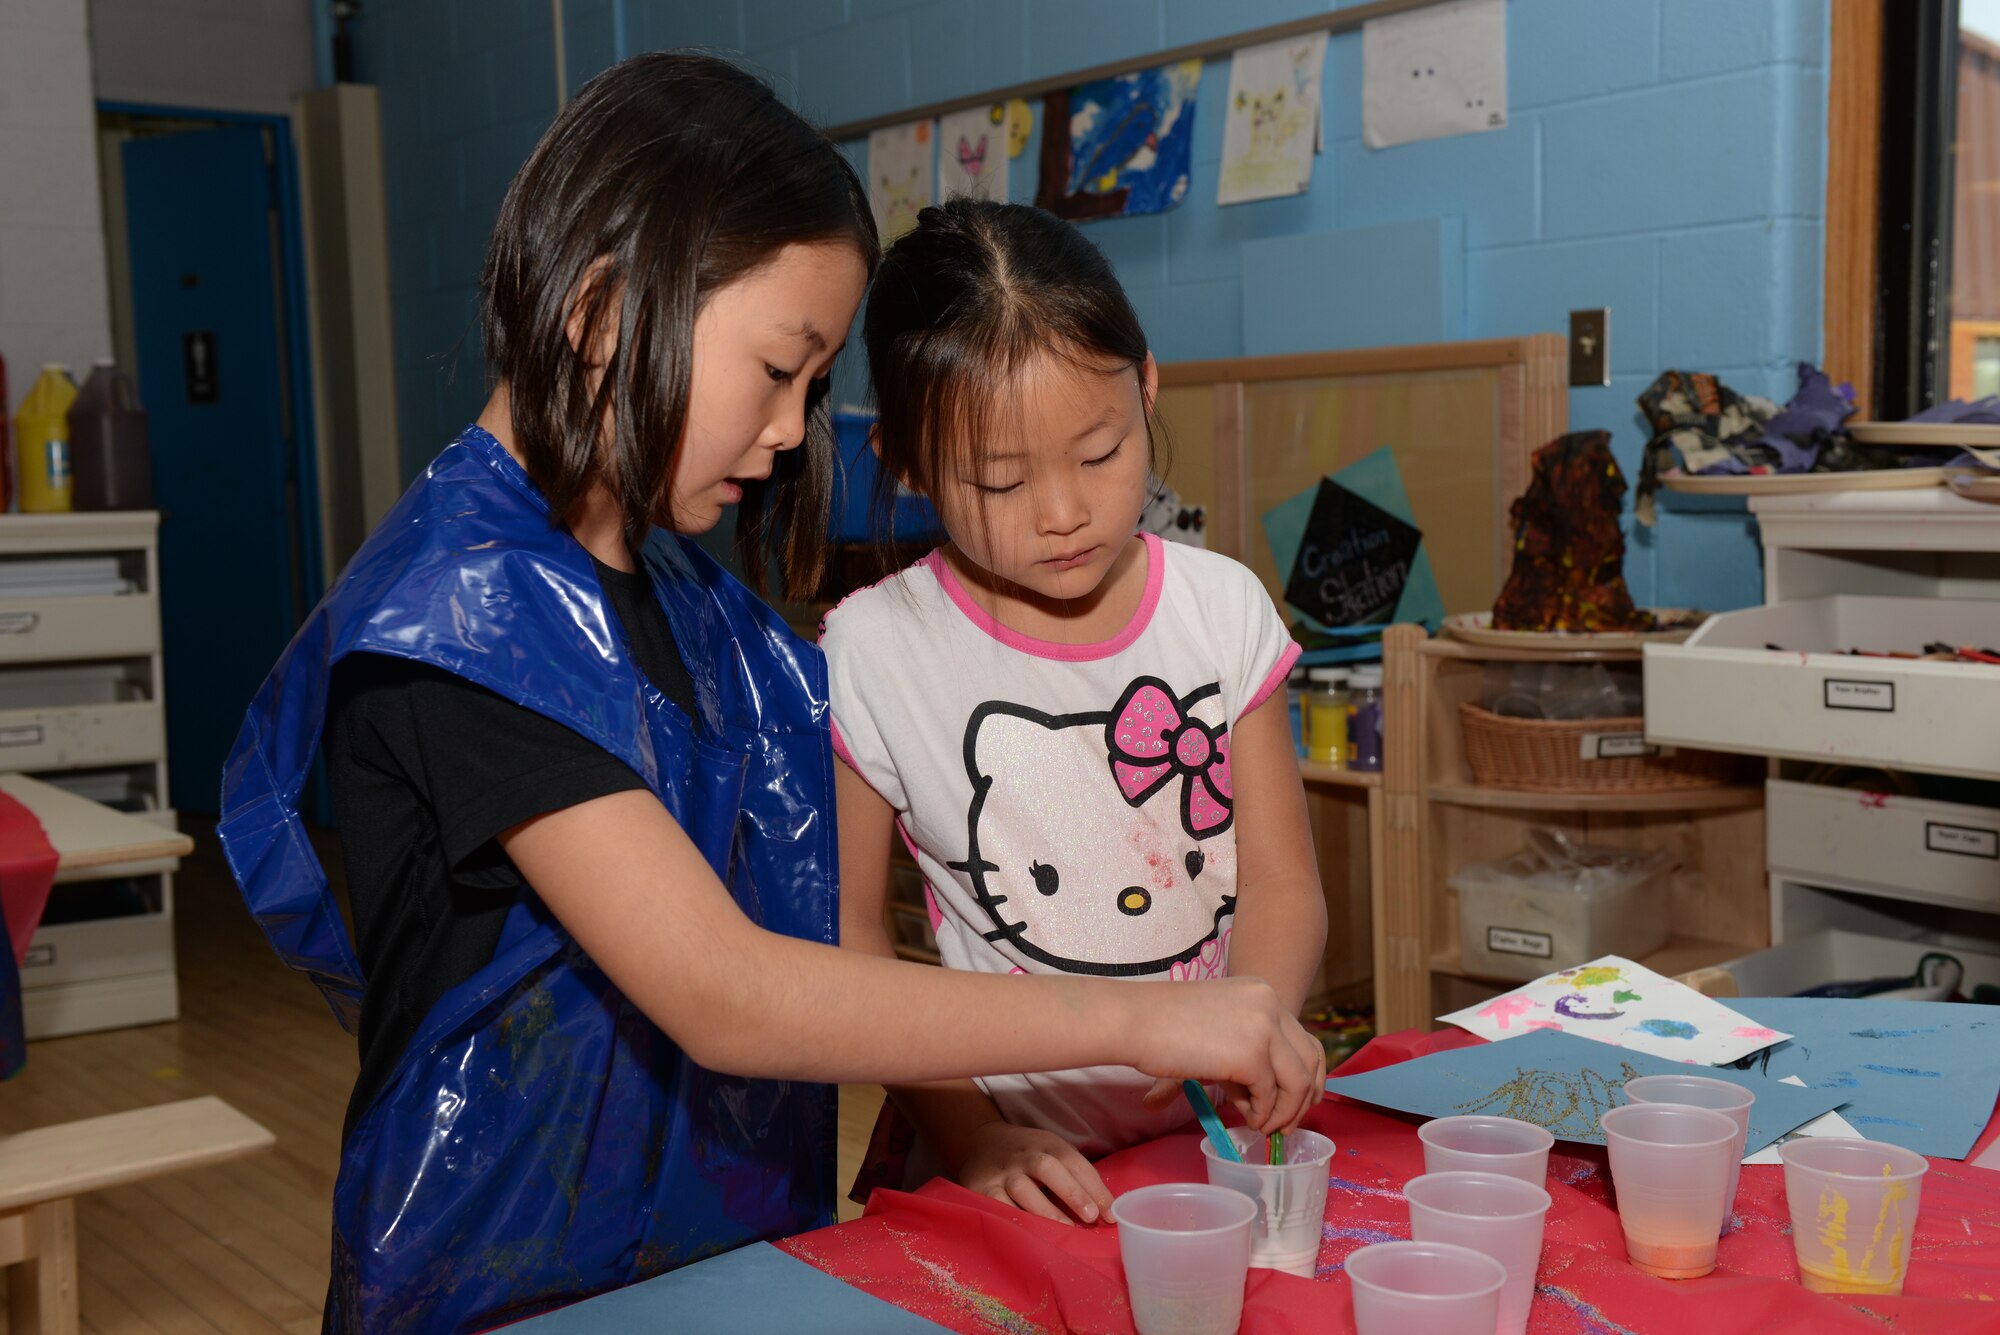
[1225,871,1327,1016]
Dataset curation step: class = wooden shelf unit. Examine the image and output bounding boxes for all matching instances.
[1374,624,1769,1032]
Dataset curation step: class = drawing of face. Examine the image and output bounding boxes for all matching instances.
[950,691,1236,976]
[957,134,988,179]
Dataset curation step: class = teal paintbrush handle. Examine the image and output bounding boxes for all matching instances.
[1182,1079,1243,1163]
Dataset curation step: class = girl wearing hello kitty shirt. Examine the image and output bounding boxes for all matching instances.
[824,199,1327,1224]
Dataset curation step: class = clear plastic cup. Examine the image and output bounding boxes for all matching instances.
[1346,1239,1507,1335]
[1624,1075,1755,1229]
[1600,1103,1738,1279]
[1779,1137,1930,1296]
[1418,1116,1555,1185]
[1112,1183,1257,1335]
[1200,1126,1336,1277]
[1404,1171,1552,1335]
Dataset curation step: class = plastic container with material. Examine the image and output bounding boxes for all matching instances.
[1625,1075,1754,1230]
[1200,1125,1336,1276]
[1304,668,1349,765]
[1418,1115,1555,1186]
[1600,1103,1738,1279]
[1347,666,1384,771]
[1780,1137,1928,1295]
[68,360,153,511]
[1404,1171,1552,1335]
[1453,829,1674,981]
[1111,1183,1256,1335]
[1345,1239,1506,1335]
[0,351,13,509]
[13,363,76,513]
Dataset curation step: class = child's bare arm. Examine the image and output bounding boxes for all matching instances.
[836,767,1115,1223]
[1221,691,1328,1016]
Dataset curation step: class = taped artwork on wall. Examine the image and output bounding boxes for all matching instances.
[939,104,1008,202]
[868,119,934,243]
[1219,31,1328,205]
[1037,59,1202,221]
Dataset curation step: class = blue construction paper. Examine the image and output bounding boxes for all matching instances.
[507,1242,948,1333]
[1724,997,2000,1160]
[1325,1029,1848,1152]
[1262,446,1446,633]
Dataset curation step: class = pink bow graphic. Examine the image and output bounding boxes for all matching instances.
[1104,678,1233,837]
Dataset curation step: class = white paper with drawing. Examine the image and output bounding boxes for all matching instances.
[1438,956,1790,1065]
[868,119,934,243]
[1218,31,1328,205]
[1362,0,1507,149]
[938,105,1009,203]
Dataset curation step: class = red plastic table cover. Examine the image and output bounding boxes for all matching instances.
[780,1028,2000,1333]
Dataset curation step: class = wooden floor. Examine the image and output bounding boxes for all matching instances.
[0,819,879,1334]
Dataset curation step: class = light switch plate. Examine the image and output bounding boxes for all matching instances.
[1569,308,1609,387]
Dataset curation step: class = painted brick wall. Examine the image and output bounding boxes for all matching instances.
[354,0,1830,610]
[0,0,115,416]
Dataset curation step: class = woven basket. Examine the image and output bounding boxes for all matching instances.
[1459,704,1740,793]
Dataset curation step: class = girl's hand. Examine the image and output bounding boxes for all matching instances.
[1134,977,1326,1133]
[957,1120,1115,1225]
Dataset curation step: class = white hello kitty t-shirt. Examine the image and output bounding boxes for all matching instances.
[821,533,1300,1156]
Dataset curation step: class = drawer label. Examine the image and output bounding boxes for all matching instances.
[1927,822,2000,860]
[23,942,53,968]
[0,724,43,747]
[1488,927,1553,959]
[1824,679,1895,712]
[1582,731,1661,760]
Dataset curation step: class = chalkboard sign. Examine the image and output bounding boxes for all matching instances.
[1281,478,1421,627]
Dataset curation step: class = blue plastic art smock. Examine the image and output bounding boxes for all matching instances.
[218,426,839,1333]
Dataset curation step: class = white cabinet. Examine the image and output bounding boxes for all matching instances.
[0,513,180,1038]
[1644,490,2000,992]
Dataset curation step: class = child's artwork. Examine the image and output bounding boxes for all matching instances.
[1437,956,1789,1066]
[1260,447,1445,631]
[938,104,1008,203]
[1725,997,2000,1160]
[1218,32,1328,205]
[1036,59,1202,222]
[1741,1076,1865,1166]
[1325,1029,1847,1151]
[868,119,934,243]
[1004,98,1034,158]
[1362,0,1507,150]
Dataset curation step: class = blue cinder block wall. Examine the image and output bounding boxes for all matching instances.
[350,0,1829,612]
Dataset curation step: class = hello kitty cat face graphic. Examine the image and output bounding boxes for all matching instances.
[947,678,1237,976]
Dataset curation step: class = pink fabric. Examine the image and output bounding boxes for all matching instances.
[1244,639,1304,716]
[924,533,1166,663]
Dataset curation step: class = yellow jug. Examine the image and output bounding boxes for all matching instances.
[14,364,77,513]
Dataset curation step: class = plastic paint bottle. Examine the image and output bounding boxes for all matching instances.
[14,364,77,513]
[68,359,153,510]
[1305,668,1350,766]
[1347,666,1384,772]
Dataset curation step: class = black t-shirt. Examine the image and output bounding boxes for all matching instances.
[324,556,696,1130]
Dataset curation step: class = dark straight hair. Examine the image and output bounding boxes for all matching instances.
[863,199,1158,546]
[481,50,878,597]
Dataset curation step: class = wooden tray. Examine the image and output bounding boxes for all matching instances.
[1443,610,1704,651]
[1660,468,1945,495]
[1849,421,2000,449]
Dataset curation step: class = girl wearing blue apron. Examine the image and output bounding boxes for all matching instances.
[220,52,1322,1334]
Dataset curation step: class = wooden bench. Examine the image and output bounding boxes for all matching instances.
[0,1097,275,1335]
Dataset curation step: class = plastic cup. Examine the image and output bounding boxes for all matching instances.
[1418,1116,1555,1185]
[1624,1075,1755,1229]
[1346,1239,1507,1335]
[1779,1138,1929,1296]
[1405,1171,1552,1335]
[1200,1126,1336,1277]
[1600,1103,1738,1279]
[1112,1183,1256,1335]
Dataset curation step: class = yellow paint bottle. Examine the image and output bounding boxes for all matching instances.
[13,363,77,513]
[1304,668,1349,765]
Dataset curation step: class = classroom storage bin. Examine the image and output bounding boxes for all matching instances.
[1459,704,1740,793]
[1645,596,2000,780]
[1721,928,2000,997]
[1452,833,1673,981]
[1767,778,2000,914]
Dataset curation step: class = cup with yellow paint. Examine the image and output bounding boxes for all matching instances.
[1779,1138,1929,1295]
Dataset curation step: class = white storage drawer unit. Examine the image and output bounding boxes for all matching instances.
[1645,596,2000,779]
[1723,928,2000,996]
[1766,779,2000,912]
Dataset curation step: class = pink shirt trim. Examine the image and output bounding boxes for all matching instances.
[923,533,1166,663]
[1244,640,1303,717]
[829,719,860,772]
